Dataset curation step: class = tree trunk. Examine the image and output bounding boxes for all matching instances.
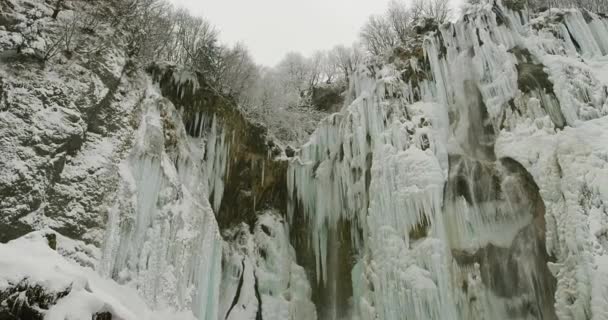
[51,0,64,19]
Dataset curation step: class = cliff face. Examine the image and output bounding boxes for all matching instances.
[0,1,134,245]
[1,0,608,320]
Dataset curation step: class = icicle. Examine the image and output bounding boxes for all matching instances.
[100,96,222,320]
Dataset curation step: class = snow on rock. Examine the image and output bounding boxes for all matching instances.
[1,1,314,319]
[2,0,608,318]
[0,0,135,244]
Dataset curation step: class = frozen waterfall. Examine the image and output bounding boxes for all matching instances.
[287,2,608,320]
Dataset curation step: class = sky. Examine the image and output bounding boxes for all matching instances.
[167,0,461,67]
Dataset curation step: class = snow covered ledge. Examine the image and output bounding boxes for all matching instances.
[0,230,196,320]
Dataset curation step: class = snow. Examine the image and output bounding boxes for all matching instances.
[0,230,196,320]
[591,56,608,85]
[1,0,608,319]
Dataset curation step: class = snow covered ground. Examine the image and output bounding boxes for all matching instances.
[0,230,196,320]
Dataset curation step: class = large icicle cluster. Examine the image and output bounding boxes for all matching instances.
[288,1,608,319]
[97,75,316,319]
[286,65,445,281]
[427,3,608,318]
[186,112,230,213]
[99,83,222,320]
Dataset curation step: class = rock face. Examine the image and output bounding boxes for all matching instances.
[0,0,135,245]
[2,1,608,320]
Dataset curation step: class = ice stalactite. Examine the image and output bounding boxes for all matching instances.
[425,3,608,319]
[100,86,222,320]
[185,112,230,213]
[288,59,452,318]
[427,2,608,132]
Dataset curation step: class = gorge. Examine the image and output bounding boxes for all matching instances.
[1,1,608,319]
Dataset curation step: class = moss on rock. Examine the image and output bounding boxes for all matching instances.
[147,62,289,231]
[510,47,554,95]
[503,0,527,12]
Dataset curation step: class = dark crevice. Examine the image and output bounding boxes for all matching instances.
[564,25,582,52]
[509,47,566,129]
[254,272,264,320]
[225,259,246,320]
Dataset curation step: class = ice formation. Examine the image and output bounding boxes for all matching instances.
[99,84,222,320]
[2,1,608,319]
[220,211,316,320]
[287,1,608,319]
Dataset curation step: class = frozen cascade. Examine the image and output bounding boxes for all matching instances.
[220,211,317,320]
[428,3,608,318]
[100,85,222,320]
[288,2,608,319]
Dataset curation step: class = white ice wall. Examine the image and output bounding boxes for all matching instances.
[99,83,222,320]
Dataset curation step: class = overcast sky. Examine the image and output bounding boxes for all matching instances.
[167,0,461,67]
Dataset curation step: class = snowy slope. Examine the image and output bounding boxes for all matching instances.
[0,230,196,320]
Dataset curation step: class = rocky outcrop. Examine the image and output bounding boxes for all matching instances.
[0,0,139,245]
[0,280,71,320]
[219,211,316,319]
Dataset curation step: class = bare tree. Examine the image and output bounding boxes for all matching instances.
[216,42,260,104]
[308,51,325,89]
[277,52,310,95]
[412,0,452,23]
[329,44,363,85]
[387,0,414,44]
[41,31,65,61]
[321,51,339,84]
[360,15,397,55]
[359,0,451,55]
